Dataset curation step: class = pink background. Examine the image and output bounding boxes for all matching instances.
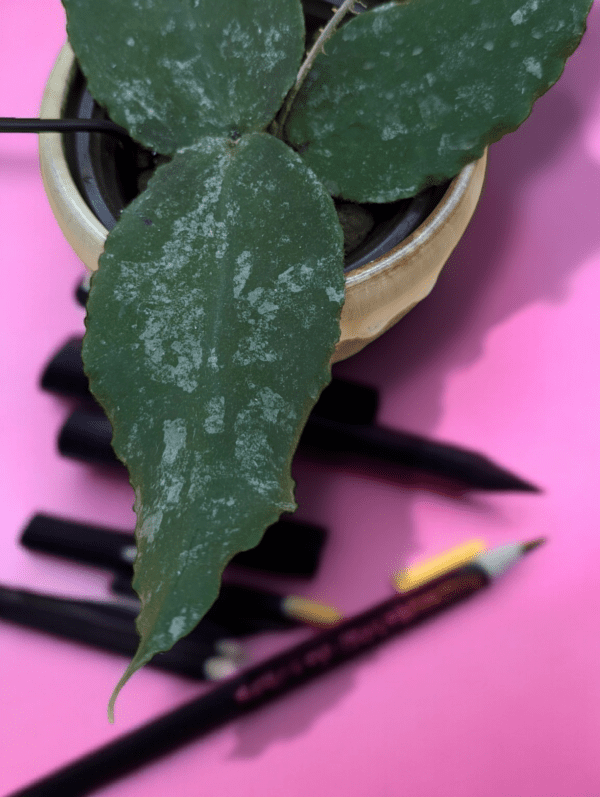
[2,2,600,795]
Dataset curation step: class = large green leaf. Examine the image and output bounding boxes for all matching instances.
[81,133,344,715]
[285,0,592,202]
[62,0,305,153]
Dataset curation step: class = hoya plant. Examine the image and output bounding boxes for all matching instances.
[59,0,591,716]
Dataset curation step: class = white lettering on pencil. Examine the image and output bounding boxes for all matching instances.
[234,574,482,704]
[339,619,387,651]
[303,643,333,668]
[234,644,334,704]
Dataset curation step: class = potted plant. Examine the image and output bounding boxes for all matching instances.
[39,6,488,364]
[39,0,591,718]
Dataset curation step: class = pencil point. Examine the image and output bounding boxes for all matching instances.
[522,537,547,553]
[517,481,543,494]
[438,449,542,492]
[482,468,541,493]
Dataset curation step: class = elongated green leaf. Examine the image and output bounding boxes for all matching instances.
[62,0,305,153]
[285,0,592,202]
[82,133,344,716]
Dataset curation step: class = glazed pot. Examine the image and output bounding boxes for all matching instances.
[39,42,487,363]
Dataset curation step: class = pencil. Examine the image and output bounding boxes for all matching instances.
[0,585,244,681]
[7,538,545,797]
[393,539,487,591]
[203,583,342,630]
[58,406,540,492]
[109,575,341,632]
[20,514,339,633]
[300,415,540,492]
[20,511,328,579]
[44,340,537,491]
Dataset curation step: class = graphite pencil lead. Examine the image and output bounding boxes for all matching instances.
[472,457,541,492]
[521,537,547,553]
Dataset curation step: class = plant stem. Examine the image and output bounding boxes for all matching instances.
[271,0,362,139]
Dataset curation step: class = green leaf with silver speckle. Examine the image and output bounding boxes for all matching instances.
[285,0,593,202]
[81,133,344,716]
[62,0,305,153]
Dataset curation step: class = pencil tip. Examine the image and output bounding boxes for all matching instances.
[522,537,547,553]
[464,461,541,492]
[520,482,543,494]
[491,474,541,493]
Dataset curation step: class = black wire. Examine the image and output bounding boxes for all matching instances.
[0,117,129,138]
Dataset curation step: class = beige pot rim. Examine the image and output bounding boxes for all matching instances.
[39,41,487,362]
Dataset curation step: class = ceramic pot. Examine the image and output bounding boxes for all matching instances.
[39,42,487,363]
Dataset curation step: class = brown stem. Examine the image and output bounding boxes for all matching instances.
[271,0,362,139]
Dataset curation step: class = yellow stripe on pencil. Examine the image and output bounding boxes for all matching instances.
[392,539,487,592]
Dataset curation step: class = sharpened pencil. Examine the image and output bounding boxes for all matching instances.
[300,415,540,492]
[57,407,539,492]
[43,339,538,491]
[7,539,545,797]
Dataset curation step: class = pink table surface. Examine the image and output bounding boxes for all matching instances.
[2,3,600,796]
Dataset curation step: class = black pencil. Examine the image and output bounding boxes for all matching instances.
[42,336,538,491]
[57,406,540,492]
[109,575,341,631]
[300,415,540,492]
[20,511,328,579]
[7,539,545,797]
[20,515,340,634]
[0,585,243,681]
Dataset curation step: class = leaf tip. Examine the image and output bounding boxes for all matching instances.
[108,671,129,724]
[107,656,145,723]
